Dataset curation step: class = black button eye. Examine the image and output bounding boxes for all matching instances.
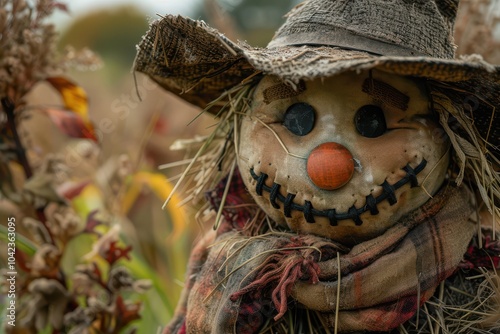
[283,102,315,136]
[354,105,387,138]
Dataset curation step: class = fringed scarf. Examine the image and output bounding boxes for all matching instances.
[164,181,499,334]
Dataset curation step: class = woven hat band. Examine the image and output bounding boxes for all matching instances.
[269,0,457,59]
[267,28,428,57]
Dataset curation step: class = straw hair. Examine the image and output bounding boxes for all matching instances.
[159,83,254,209]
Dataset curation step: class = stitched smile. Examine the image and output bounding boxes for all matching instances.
[249,159,427,226]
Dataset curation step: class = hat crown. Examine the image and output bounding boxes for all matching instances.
[268,0,459,58]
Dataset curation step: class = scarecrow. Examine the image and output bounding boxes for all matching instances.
[135,0,500,333]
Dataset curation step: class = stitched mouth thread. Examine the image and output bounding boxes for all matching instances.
[250,159,427,226]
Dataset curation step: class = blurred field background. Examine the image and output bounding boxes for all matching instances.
[0,0,499,333]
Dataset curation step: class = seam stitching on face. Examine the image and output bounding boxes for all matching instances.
[249,159,428,226]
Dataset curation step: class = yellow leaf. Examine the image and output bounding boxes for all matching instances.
[46,77,90,125]
[123,172,186,239]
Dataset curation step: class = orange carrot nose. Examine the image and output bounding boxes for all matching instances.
[307,142,354,190]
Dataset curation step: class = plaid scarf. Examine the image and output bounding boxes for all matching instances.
[164,182,479,333]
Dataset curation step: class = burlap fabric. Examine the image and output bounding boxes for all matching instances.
[267,0,458,58]
[134,11,500,107]
[164,184,477,333]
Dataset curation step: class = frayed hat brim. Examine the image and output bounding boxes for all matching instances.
[134,15,499,108]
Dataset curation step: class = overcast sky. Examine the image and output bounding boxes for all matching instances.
[52,0,202,28]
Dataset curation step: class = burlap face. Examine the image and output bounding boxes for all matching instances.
[237,70,449,244]
[163,185,476,334]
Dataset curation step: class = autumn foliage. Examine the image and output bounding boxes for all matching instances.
[0,1,187,333]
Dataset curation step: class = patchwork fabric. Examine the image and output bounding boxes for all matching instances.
[164,182,480,333]
[362,78,410,111]
[206,168,253,232]
[262,81,306,104]
[460,228,500,270]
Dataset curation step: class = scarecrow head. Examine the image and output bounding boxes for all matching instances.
[136,0,499,244]
[239,70,450,243]
[135,0,500,332]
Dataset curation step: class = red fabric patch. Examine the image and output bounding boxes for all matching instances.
[206,167,253,231]
[460,229,500,270]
